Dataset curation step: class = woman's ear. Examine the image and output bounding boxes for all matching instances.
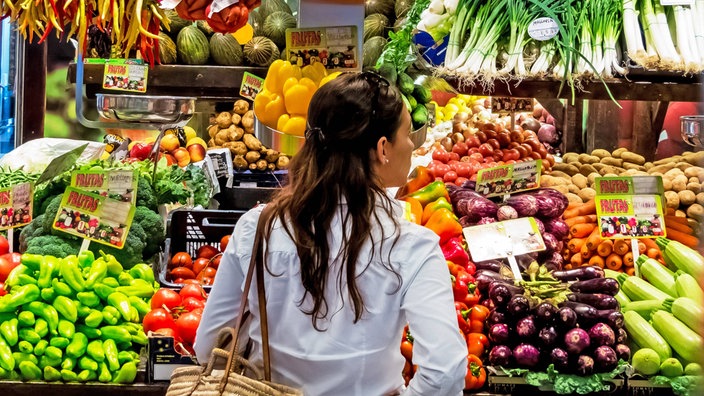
[374,136,388,164]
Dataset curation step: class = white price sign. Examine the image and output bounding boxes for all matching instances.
[528,17,559,41]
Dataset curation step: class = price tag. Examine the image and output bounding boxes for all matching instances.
[102,59,148,93]
[53,187,136,249]
[594,176,666,239]
[476,160,542,198]
[240,72,265,101]
[206,148,233,181]
[491,97,533,113]
[285,26,359,71]
[0,182,33,231]
[528,17,559,41]
[71,169,138,205]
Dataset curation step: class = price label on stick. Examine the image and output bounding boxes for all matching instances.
[0,182,33,231]
[475,160,542,198]
[71,169,138,205]
[102,59,148,93]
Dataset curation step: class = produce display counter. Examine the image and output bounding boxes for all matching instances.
[0,381,169,396]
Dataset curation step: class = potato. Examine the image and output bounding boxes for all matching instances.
[245,150,261,163]
[233,155,248,170]
[276,155,290,170]
[672,175,689,192]
[572,174,588,190]
[683,151,704,166]
[591,149,611,159]
[562,152,580,163]
[644,162,654,171]
[592,163,607,171]
[579,163,598,176]
[267,163,276,171]
[578,154,600,164]
[648,163,677,174]
[686,203,704,221]
[255,159,268,171]
[262,148,280,163]
[241,110,255,130]
[553,162,581,176]
[214,130,229,146]
[621,152,646,165]
[233,99,250,115]
[653,155,681,165]
[231,113,242,127]
[611,148,628,158]
[598,165,618,176]
[568,184,581,194]
[675,209,687,217]
[565,192,583,205]
[548,170,572,180]
[665,190,680,209]
[578,188,597,202]
[684,166,704,179]
[622,162,645,171]
[248,162,257,171]
[688,176,699,184]
[662,178,673,191]
[226,141,247,156]
[208,124,219,138]
[603,173,619,178]
[587,172,601,186]
[216,112,233,129]
[665,167,685,178]
[697,192,704,206]
[208,138,216,147]
[243,133,262,151]
[679,190,697,206]
[600,157,623,167]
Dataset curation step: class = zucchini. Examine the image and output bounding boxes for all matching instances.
[614,290,631,308]
[622,299,667,320]
[674,271,704,302]
[637,256,677,297]
[617,273,671,302]
[651,310,704,364]
[663,297,704,337]
[656,237,704,288]
[604,269,621,279]
[623,310,672,361]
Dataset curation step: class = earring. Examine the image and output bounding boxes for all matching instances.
[385,159,389,164]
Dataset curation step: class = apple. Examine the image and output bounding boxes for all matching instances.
[160,134,181,153]
[187,143,206,163]
[172,147,191,167]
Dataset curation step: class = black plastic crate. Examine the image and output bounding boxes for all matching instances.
[216,170,287,210]
[158,209,246,289]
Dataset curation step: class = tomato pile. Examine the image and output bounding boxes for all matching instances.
[0,235,21,296]
[427,120,555,186]
[143,284,209,354]
[167,235,230,286]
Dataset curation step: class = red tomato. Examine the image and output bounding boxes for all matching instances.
[0,236,9,256]
[478,143,494,157]
[469,153,484,163]
[210,255,221,269]
[152,327,181,342]
[0,257,16,283]
[400,340,413,362]
[455,162,472,178]
[452,142,468,156]
[219,235,230,252]
[181,279,201,285]
[201,277,214,286]
[486,138,500,150]
[496,131,511,147]
[151,288,182,310]
[171,267,196,280]
[180,283,208,301]
[2,252,20,266]
[0,282,6,297]
[447,152,460,162]
[431,149,450,163]
[432,163,451,178]
[175,311,202,345]
[142,308,176,333]
[192,258,210,276]
[443,171,458,183]
[454,177,469,186]
[465,135,481,148]
[181,296,206,312]
[197,245,220,260]
[170,252,192,269]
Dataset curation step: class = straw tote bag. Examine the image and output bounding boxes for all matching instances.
[166,206,302,396]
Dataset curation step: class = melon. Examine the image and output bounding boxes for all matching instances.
[209,33,244,66]
[363,36,387,69]
[263,11,297,48]
[164,10,191,38]
[249,9,265,37]
[259,0,292,20]
[395,0,414,18]
[158,32,178,64]
[363,13,389,42]
[197,20,215,36]
[244,36,280,67]
[177,25,210,65]
[365,0,394,18]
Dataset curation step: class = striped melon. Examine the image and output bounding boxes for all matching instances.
[263,11,297,48]
[164,10,191,38]
[259,0,292,20]
[197,20,215,36]
[249,9,265,37]
[244,36,280,67]
[177,25,210,65]
[365,0,394,18]
[363,36,387,69]
[395,0,414,18]
[158,32,177,64]
[363,13,389,42]
[209,33,244,66]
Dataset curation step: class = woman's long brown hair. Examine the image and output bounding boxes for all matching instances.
[265,72,405,330]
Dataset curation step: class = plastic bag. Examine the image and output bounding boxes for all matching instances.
[0,138,105,173]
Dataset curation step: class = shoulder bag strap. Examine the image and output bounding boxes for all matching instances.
[223,205,275,381]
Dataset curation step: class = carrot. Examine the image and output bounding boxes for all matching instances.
[596,240,614,257]
[665,228,700,249]
[666,207,676,216]
[588,255,605,268]
[605,253,623,270]
[626,266,636,276]
[641,238,659,251]
[566,202,582,211]
[568,238,586,253]
[637,241,647,254]
[623,252,634,267]
[565,215,598,228]
[581,242,592,260]
[562,249,572,261]
[665,215,689,225]
[613,239,630,256]
[665,220,694,235]
[563,199,596,218]
[647,248,663,261]
[570,252,583,267]
[571,223,597,238]
[585,227,603,251]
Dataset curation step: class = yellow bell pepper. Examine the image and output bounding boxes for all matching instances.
[264,60,302,95]
[284,81,314,116]
[299,77,318,94]
[280,115,307,137]
[282,77,299,97]
[253,89,286,129]
[301,62,327,85]
[319,71,342,88]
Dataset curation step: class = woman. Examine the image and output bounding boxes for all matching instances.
[194,72,467,395]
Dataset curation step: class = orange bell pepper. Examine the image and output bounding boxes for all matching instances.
[404,180,450,207]
[421,196,453,225]
[424,207,463,244]
[403,197,423,225]
[464,354,486,390]
[397,166,435,198]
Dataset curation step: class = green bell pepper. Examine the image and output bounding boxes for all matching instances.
[58,319,75,339]
[77,250,95,269]
[84,310,103,328]
[37,256,60,289]
[93,283,115,301]
[45,346,63,360]
[77,369,97,382]
[129,263,155,284]
[103,339,119,371]
[78,356,98,372]
[25,301,59,336]
[112,361,137,384]
[59,256,85,292]
[17,311,34,327]
[17,340,33,354]
[34,339,48,356]
[18,360,42,381]
[76,303,91,319]
[84,257,107,290]
[116,279,155,298]
[13,352,38,366]
[60,368,78,382]
[98,361,111,383]
[100,326,132,344]
[20,254,43,272]
[40,288,56,303]
[39,354,62,369]
[16,274,37,286]
[101,306,119,325]
[49,337,70,349]
[0,335,14,371]
[34,318,48,338]
[61,356,76,371]
[86,340,105,363]
[131,331,148,346]
[107,292,132,322]
[76,325,101,339]
[53,295,78,322]
[128,296,150,319]
[4,264,31,289]
[0,319,18,346]
[51,278,73,297]
[0,284,40,312]
[101,277,120,288]
[117,272,134,287]
[117,350,134,365]
[101,252,123,278]
[18,328,41,344]
[43,366,61,381]
[76,291,100,308]
[66,332,88,358]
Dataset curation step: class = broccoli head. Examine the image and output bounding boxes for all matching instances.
[42,195,64,234]
[133,206,165,259]
[136,176,157,211]
[19,215,46,252]
[25,235,81,258]
[90,222,147,269]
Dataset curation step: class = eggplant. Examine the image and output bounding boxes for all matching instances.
[534,188,569,216]
[476,270,513,293]
[567,293,620,310]
[544,218,570,240]
[474,260,505,273]
[460,179,476,190]
[489,345,513,367]
[601,310,625,329]
[555,306,578,330]
[559,301,599,321]
[616,328,628,344]
[507,294,531,318]
[513,343,541,368]
[614,344,631,361]
[506,194,539,217]
[516,315,538,338]
[455,195,499,222]
[534,302,558,324]
[486,310,508,326]
[569,278,620,296]
[550,347,570,371]
[576,355,595,375]
[534,217,546,234]
[588,322,616,347]
[544,251,564,272]
[538,326,559,347]
[489,282,524,307]
[564,328,591,354]
[552,266,604,281]
[594,345,618,371]
[489,323,511,344]
[542,232,560,253]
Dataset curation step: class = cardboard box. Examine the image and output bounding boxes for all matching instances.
[147,335,198,382]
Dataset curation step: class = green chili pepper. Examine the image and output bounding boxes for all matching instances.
[58,319,75,339]
[121,322,141,335]
[93,283,115,301]
[106,292,132,321]
[78,356,98,372]
[77,303,91,319]
[45,346,63,361]
[76,291,100,308]
[117,350,133,365]
[127,296,150,319]
[86,340,105,362]
[39,354,62,369]
[17,274,37,286]
[98,361,111,383]
[77,250,95,269]
[40,287,56,302]
[116,284,155,299]
[19,328,41,344]
[101,252,123,278]
[59,257,85,292]
[19,360,42,381]
[25,301,59,336]
[43,366,61,381]
[84,258,107,290]
[13,352,38,366]
[112,361,137,384]
[17,340,33,354]
[38,256,59,289]
[77,369,97,382]
[0,319,18,346]
[34,339,48,356]
[75,325,101,339]
[49,337,70,349]
[17,312,34,327]
[51,278,73,297]
[84,310,103,328]
[66,332,88,358]
[101,306,119,325]
[0,335,14,371]
[129,264,155,285]
[60,368,78,382]
[34,318,48,338]
[61,356,76,371]
[117,272,134,287]
[103,339,119,371]
[4,264,31,289]
[101,277,120,288]
[20,254,43,272]
[0,284,40,312]
[100,326,132,344]
[52,295,78,322]
[130,331,148,346]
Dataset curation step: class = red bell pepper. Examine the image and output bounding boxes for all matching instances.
[441,236,470,269]
[454,302,471,334]
[464,354,486,390]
